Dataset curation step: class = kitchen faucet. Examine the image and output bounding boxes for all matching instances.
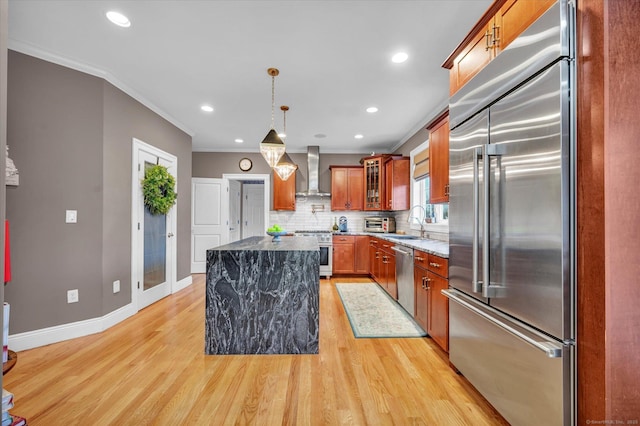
[407,205,427,239]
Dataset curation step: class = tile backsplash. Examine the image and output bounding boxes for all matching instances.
[269,197,449,242]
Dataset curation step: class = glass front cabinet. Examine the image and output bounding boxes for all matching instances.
[363,156,385,210]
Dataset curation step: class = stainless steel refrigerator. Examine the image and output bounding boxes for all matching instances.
[443,1,575,425]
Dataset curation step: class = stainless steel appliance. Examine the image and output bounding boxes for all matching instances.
[444,2,575,425]
[294,230,332,279]
[391,245,414,315]
[364,217,395,233]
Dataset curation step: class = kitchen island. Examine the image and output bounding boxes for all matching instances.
[205,236,319,355]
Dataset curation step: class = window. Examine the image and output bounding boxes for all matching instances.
[409,141,449,229]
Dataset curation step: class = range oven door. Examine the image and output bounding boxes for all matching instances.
[318,244,332,278]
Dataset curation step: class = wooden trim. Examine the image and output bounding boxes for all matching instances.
[441,0,508,69]
[425,108,449,131]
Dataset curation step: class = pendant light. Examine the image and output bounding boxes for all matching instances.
[274,105,298,181]
[260,68,286,167]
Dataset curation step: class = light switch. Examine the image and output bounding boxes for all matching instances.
[66,210,78,223]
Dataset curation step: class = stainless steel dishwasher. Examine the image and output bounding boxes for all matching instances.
[391,246,414,316]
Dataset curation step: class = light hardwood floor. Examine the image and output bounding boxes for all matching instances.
[4,275,507,425]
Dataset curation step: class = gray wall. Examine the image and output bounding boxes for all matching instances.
[5,51,191,333]
[193,151,366,197]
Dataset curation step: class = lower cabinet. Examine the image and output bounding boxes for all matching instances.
[414,250,449,352]
[377,240,397,299]
[333,235,370,274]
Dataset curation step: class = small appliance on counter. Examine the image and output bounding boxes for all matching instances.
[364,217,396,233]
[338,216,348,232]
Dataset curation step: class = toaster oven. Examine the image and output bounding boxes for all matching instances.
[364,217,396,233]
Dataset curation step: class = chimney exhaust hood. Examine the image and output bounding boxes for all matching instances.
[295,146,331,198]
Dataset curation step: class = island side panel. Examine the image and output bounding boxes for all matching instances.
[205,237,319,355]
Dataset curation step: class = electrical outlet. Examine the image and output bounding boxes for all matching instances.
[66,210,78,223]
[113,280,120,293]
[67,289,79,303]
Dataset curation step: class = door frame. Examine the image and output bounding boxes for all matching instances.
[222,173,271,236]
[131,138,178,311]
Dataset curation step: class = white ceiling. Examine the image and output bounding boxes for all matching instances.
[7,0,491,154]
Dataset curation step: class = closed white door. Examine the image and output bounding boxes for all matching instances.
[229,180,241,242]
[191,178,229,273]
[133,140,177,310]
[242,183,265,238]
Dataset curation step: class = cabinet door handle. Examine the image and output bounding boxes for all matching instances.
[425,277,431,290]
[429,262,441,268]
[485,29,492,51]
[492,23,500,49]
[415,256,425,262]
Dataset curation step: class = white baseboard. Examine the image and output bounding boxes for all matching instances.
[8,275,194,351]
[8,302,136,352]
[173,275,193,293]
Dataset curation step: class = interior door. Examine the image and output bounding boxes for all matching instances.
[137,150,175,310]
[191,178,229,273]
[242,183,265,238]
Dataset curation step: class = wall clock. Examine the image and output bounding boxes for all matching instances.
[239,157,253,172]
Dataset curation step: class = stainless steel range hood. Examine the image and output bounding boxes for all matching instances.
[295,146,331,198]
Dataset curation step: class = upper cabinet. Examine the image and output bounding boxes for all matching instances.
[330,166,364,211]
[363,155,386,211]
[363,155,409,211]
[428,112,450,204]
[273,172,296,211]
[443,0,556,95]
[384,157,410,211]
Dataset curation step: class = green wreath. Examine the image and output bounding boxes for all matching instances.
[142,165,177,215]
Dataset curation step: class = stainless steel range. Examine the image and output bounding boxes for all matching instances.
[294,230,332,279]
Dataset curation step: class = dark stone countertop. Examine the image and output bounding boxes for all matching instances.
[208,235,319,252]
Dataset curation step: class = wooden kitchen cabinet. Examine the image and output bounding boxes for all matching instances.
[334,235,370,275]
[354,235,370,274]
[363,156,386,210]
[443,0,555,95]
[333,235,355,274]
[330,166,364,211]
[414,249,449,352]
[273,172,295,211]
[369,237,381,282]
[379,240,397,299]
[428,112,450,204]
[384,157,410,211]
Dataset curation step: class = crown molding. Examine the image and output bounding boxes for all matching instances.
[8,39,195,137]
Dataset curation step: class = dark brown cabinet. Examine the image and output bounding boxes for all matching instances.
[363,155,410,211]
[273,172,295,211]
[428,112,450,204]
[333,235,369,274]
[414,249,449,352]
[384,157,410,211]
[443,0,555,95]
[330,166,364,211]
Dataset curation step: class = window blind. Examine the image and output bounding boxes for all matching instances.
[413,148,429,180]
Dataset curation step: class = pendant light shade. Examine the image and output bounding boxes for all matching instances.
[260,129,286,168]
[274,152,298,181]
[260,68,286,167]
[273,105,298,181]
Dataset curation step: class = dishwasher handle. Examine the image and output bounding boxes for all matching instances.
[390,246,413,257]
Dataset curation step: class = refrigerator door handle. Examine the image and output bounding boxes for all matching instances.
[472,147,483,293]
[482,144,507,299]
[443,289,563,358]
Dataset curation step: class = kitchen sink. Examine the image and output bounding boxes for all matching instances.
[389,235,419,240]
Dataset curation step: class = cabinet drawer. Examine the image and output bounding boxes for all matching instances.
[379,240,395,251]
[333,235,355,244]
[428,254,448,278]
[414,250,429,269]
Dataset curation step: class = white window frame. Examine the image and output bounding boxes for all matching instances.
[409,141,449,232]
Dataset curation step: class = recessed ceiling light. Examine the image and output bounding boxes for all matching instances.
[106,11,131,28]
[234,138,244,143]
[392,52,408,63]
[355,134,364,139]
[366,107,378,113]
[200,105,214,112]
